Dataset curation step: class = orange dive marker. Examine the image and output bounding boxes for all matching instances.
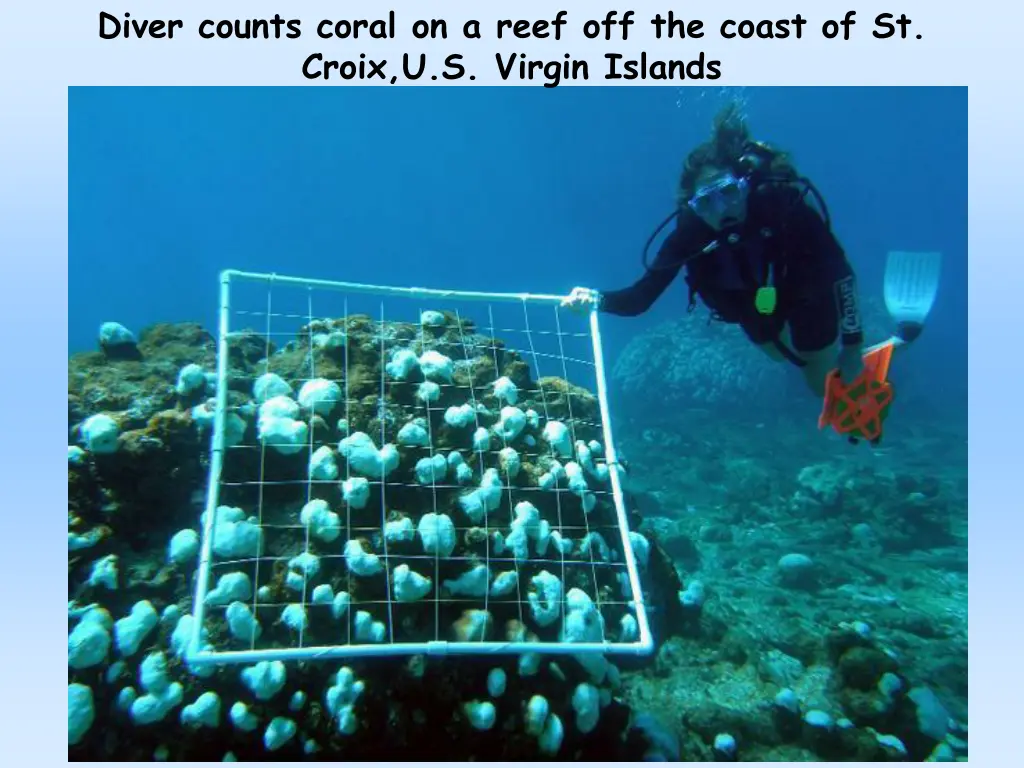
[818,341,896,445]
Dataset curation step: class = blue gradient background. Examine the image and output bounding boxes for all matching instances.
[0,0,1015,764]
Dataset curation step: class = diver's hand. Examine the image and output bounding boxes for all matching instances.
[561,287,603,314]
[837,344,865,384]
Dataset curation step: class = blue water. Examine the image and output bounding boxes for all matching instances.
[69,86,966,400]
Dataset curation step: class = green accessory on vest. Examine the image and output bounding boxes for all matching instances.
[755,286,777,315]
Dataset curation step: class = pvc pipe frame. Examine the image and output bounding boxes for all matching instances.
[866,335,907,355]
[188,269,655,666]
[218,268,571,305]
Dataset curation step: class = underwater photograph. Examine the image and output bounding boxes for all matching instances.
[68,85,967,761]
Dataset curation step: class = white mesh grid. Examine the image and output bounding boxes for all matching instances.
[187,269,653,665]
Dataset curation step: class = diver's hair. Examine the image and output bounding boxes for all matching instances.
[676,102,798,206]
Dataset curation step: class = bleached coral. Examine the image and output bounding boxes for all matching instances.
[339,432,399,478]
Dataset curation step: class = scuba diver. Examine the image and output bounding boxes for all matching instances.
[562,104,866,398]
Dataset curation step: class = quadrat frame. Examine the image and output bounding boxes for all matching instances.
[187,269,654,667]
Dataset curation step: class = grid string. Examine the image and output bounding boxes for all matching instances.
[552,302,606,638]
[483,304,528,635]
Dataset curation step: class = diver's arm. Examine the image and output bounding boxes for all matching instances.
[598,231,686,317]
[792,200,865,349]
[830,256,865,350]
[796,201,867,382]
[819,235,865,350]
[831,256,867,381]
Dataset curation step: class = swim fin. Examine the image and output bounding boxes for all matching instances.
[884,250,941,342]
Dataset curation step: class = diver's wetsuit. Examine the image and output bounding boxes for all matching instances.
[600,185,864,359]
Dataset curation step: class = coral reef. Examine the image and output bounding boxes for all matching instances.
[610,295,899,415]
[68,313,680,761]
[617,406,968,762]
[68,309,967,761]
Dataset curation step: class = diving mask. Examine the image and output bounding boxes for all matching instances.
[687,173,750,227]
